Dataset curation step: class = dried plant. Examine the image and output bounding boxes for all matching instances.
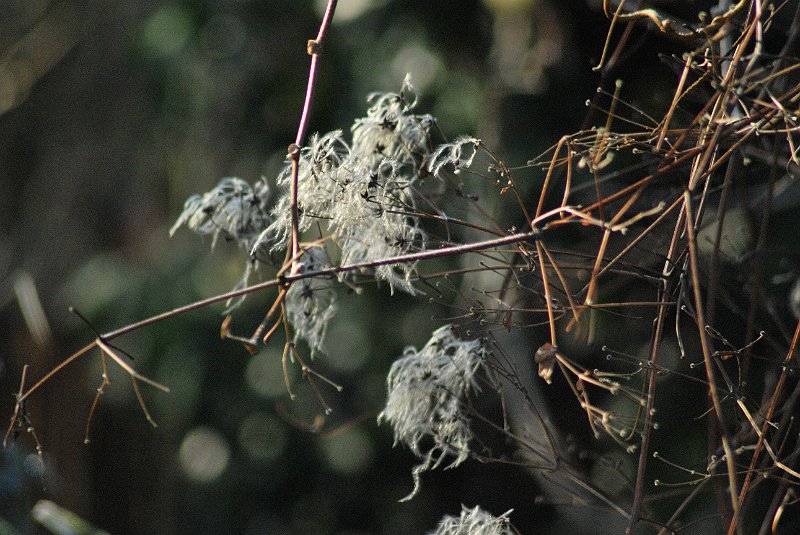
[9,1,800,534]
[428,505,516,535]
[378,325,494,500]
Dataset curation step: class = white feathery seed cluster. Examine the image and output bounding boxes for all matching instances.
[173,77,484,355]
[426,136,481,178]
[378,325,492,501]
[170,177,273,255]
[284,246,337,356]
[428,506,515,535]
[259,74,432,294]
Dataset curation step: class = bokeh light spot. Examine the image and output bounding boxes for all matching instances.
[246,348,294,399]
[238,412,288,464]
[179,427,230,483]
[324,321,369,373]
[391,44,442,91]
[316,0,379,22]
[141,6,193,58]
[319,427,373,474]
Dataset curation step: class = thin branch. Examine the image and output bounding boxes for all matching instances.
[288,0,339,273]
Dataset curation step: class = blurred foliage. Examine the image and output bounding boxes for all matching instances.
[5,1,789,534]
[0,1,523,533]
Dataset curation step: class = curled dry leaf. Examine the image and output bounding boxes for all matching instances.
[220,315,233,339]
[534,342,558,385]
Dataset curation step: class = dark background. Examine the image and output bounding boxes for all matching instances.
[0,1,697,533]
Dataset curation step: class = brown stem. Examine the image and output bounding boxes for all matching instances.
[288,0,339,273]
[99,229,545,341]
[684,191,742,532]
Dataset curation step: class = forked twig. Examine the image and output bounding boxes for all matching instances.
[3,365,44,461]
